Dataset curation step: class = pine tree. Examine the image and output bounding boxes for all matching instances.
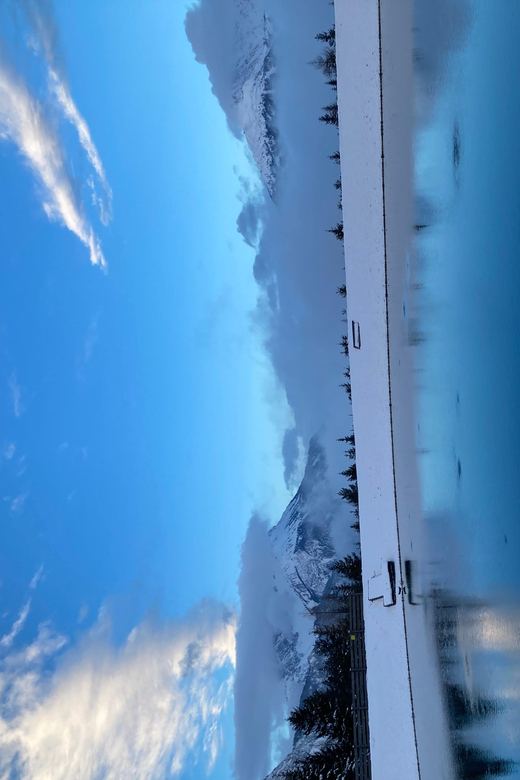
[283,742,355,780]
[339,483,359,511]
[337,433,355,461]
[329,150,341,163]
[315,27,336,44]
[340,463,357,482]
[289,689,340,739]
[319,102,339,127]
[339,334,349,356]
[332,553,362,585]
[311,46,337,79]
[337,284,347,298]
[340,382,352,400]
[328,222,344,240]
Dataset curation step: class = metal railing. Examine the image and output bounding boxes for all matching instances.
[347,593,371,780]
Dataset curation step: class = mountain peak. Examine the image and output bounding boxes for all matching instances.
[185,0,280,197]
[269,436,336,609]
[232,3,279,197]
[299,434,328,495]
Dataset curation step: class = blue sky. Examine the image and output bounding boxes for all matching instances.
[0,1,293,776]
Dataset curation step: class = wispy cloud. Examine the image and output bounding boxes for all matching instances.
[0,0,110,268]
[0,600,236,779]
[0,599,31,649]
[8,372,23,418]
[29,565,44,590]
[49,74,112,226]
[21,0,113,225]
[0,62,106,268]
[1,441,15,463]
[17,455,27,476]
[7,492,28,514]
[76,317,99,381]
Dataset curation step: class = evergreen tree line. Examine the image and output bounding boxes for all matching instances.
[313,26,354,447]
[337,431,359,533]
[335,285,357,528]
[313,26,352,448]
[277,554,363,780]
[311,25,344,244]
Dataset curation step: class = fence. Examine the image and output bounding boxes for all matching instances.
[347,592,372,780]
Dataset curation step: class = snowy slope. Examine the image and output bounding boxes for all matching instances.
[265,734,326,780]
[185,0,280,197]
[269,436,337,609]
[266,437,342,748]
[262,436,360,778]
[233,1,279,197]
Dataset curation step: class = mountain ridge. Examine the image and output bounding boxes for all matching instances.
[185,0,280,197]
[264,436,345,774]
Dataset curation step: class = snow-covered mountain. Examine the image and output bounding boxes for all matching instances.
[270,436,337,609]
[233,1,279,197]
[265,733,325,780]
[234,435,352,778]
[185,0,280,197]
[266,436,342,740]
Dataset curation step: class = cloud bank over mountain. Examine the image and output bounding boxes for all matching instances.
[234,515,289,780]
[186,0,350,485]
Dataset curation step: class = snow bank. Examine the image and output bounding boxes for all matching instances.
[334,2,453,778]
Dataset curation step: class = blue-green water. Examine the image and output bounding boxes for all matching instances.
[414,1,520,775]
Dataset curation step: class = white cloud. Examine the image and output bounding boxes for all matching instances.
[0,599,31,649]
[1,442,15,461]
[49,72,112,226]
[21,0,112,227]
[234,516,291,780]
[0,59,106,269]
[9,492,28,514]
[76,317,99,381]
[0,601,236,779]
[8,372,23,418]
[17,455,27,477]
[29,565,43,590]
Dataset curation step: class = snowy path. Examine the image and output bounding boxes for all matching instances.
[334,2,452,778]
